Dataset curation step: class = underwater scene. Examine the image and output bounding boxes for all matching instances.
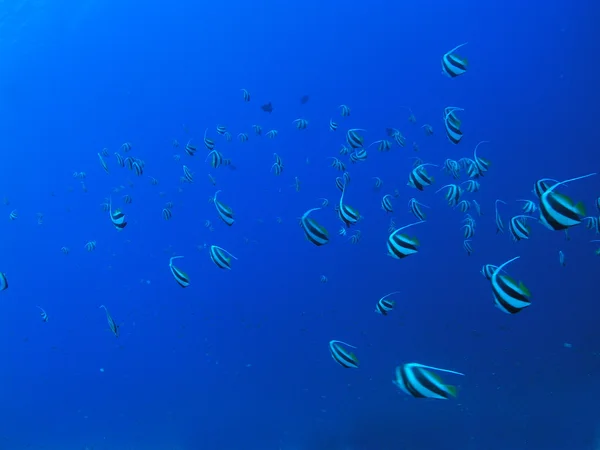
[0,0,599,449]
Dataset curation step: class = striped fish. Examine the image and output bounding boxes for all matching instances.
[490,256,531,314]
[346,128,365,149]
[375,291,400,316]
[97,153,109,174]
[393,363,465,400]
[300,208,329,246]
[408,164,436,191]
[463,239,473,255]
[329,119,338,131]
[517,199,537,214]
[209,245,238,270]
[539,173,597,230]
[338,182,360,227]
[349,148,368,163]
[203,129,215,150]
[0,272,7,291]
[114,152,125,167]
[436,184,462,206]
[495,199,507,234]
[387,221,425,259]
[508,215,534,241]
[329,340,359,369]
[444,107,464,144]
[169,256,190,288]
[36,306,48,322]
[185,140,197,156]
[213,190,235,226]
[109,198,127,230]
[339,105,351,116]
[408,198,429,221]
[99,305,120,337]
[381,194,394,213]
[441,43,468,78]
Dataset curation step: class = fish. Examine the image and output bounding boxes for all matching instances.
[213,190,235,226]
[338,181,360,227]
[495,199,507,233]
[0,272,8,291]
[375,291,400,315]
[539,173,597,230]
[108,197,127,230]
[387,221,425,259]
[393,363,465,399]
[260,102,273,113]
[444,107,464,144]
[441,42,469,78]
[329,340,359,368]
[339,105,351,116]
[99,305,119,337]
[381,194,394,213]
[408,198,429,221]
[36,306,48,322]
[490,256,531,314]
[169,256,190,288]
[408,164,437,191]
[300,94,309,104]
[300,208,329,246]
[209,245,238,270]
[508,215,534,241]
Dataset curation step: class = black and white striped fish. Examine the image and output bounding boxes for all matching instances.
[490,256,531,314]
[375,291,400,316]
[387,221,424,259]
[329,340,359,369]
[443,107,464,144]
[508,215,534,241]
[213,190,235,226]
[209,245,238,270]
[109,197,127,230]
[539,173,596,231]
[408,198,429,221]
[169,256,190,288]
[408,164,436,191]
[393,363,465,400]
[338,182,360,227]
[441,42,469,78]
[300,208,329,246]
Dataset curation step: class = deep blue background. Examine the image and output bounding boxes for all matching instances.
[0,1,599,449]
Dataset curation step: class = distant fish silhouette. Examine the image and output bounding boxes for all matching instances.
[300,95,310,104]
[261,102,273,113]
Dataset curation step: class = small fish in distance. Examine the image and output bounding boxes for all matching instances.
[260,102,273,113]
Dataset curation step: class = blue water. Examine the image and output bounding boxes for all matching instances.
[1,1,599,449]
